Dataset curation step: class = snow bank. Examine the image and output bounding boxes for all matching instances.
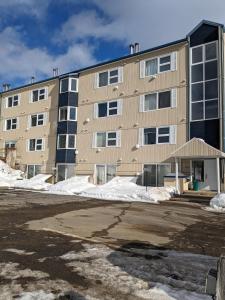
[0,160,23,187]
[207,193,225,213]
[46,176,95,195]
[80,176,175,203]
[17,291,55,300]
[14,174,52,191]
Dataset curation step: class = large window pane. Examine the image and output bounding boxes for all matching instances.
[98,103,107,117]
[158,91,171,109]
[96,165,105,185]
[205,43,217,61]
[97,133,106,147]
[191,64,203,83]
[192,82,203,101]
[157,164,171,187]
[145,58,158,76]
[99,72,108,87]
[144,128,156,145]
[70,79,77,91]
[58,135,66,148]
[59,107,67,121]
[158,127,169,134]
[144,93,157,111]
[68,135,75,148]
[69,107,76,120]
[205,80,218,100]
[192,102,203,120]
[205,100,218,119]
[60,78,69,93]
[143,164,156,187]
[205,61,217,80]
[192,46,203,64]
[106,165,116,182]
[31,115,37,127]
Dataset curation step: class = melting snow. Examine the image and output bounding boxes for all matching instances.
[206,193,225,213]
[0,160,23,187]
[14,174,52,190]
[17,290,55,300]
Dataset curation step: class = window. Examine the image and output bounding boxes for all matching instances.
[27,165,41,179]
[142,52,176,78]
[141,126,176,145]
[143,164,171,187]
[57,134,76,149]
[30,113,45,127]
[5,118,18,130]
[95,100,121,118]
[31,88,47,102]
[57,164,75,181]
[95,131,120,148]
[96,165,116,185]
[28,139,44,151]
[59,106,77,121]
[7,95,19,107]
[190,41,218,121]
[97,67,122,87]
[5,141,16,148]
[60,78,78,93]
[141,89,176,112]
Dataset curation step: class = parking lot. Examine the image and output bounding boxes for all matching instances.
[0,189,224,299]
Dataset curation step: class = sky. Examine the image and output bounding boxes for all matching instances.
[1,0,225,89]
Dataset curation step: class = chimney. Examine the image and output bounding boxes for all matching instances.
[134,42,140,53]
[30,76,35,84]
[3,83,10,92]
[53,68,59,77]
[129,44,135,54]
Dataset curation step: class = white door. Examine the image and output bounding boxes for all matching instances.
[203,159,217,191]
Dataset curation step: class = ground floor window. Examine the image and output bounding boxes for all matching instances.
[5,140,16,148]
[57,164,75,181]
[27,165,41,179]
[143,164,171,187]
[95,164,116,185]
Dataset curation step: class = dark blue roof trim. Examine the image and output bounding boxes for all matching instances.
[187,20,224,37]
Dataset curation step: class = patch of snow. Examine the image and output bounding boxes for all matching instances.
[46,176,95,195]
[3,248,35,255]
[14,174,52,191]
[207,193,225,212]
[61,243,215,300]
[80,176,175,203]
[17,290,55,300]
[0,160,23,187]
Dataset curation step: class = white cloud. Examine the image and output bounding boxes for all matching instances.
[58,0,225,49]
[0,27,97,84]
[0,0,50,18]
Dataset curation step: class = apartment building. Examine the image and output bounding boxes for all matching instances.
[0,20,224,192]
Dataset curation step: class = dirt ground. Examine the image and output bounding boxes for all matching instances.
[0,188,224,299]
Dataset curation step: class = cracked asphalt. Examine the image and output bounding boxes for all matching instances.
[0,189,225,299]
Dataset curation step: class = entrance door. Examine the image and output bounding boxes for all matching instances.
[192,160,217,191]
[57,164,75,182]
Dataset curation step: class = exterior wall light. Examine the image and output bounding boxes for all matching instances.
[75,149,79,155]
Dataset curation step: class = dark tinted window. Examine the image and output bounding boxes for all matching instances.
[192,46,203,64]
[192,102,203,120]
[205,80,218,100]
[205,43,217,61]
[205,61,217,80]
[144,128,156,145]
[158,136,170,143]
[158,127,169,134]
[205,100,218,119]
[98,103,107,117]
[192,83,203,101]
[60,79,69,93]
[99,72,108,87]
[158,91,171,108]
[191,64,203,83]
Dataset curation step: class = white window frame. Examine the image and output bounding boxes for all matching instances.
[190,41,218,122]
[27,164,41,179]
[27,138,44,152]
[142,163,171,186]
[30,88,48,103]
[6,94,20,108]
[98,100,118,118]
[56,163,75,181]
[5,118,18,130]
[5,140,16,148]
[95,164,117,185]
[29,113,45,127]
[60,78,78,93]
[141,126,176,146]
[95,131,121,148]
[59,106,77,121]
[141,52,177,78]
[157,126,171,144]
[97,67,123,88]
[142,89,177,112]
[57,134,76,149]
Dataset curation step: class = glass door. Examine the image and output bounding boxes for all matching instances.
[106,165,116,182]
[96,165,106,185]
[143,164,157,187]
[157,164,171,186]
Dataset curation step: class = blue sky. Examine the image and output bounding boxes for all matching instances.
[1,0,225,89]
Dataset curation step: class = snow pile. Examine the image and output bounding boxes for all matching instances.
[0,160,23,187]
[14,174,52,191]
[46,176,95,195]
[80,176,175,203]
[206,193,225,213]
[17,290,55,300]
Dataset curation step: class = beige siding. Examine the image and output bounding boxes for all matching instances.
[0,79,59,173]
[76,42,188,179]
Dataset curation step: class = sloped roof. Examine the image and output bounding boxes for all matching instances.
[170,138,225,158]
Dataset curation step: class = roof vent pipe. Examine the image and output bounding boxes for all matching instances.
[134,42,140,53]
[53,68,59,77]
[30,76,35,84]
[3,83,10,91]
[129,44,135,54]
